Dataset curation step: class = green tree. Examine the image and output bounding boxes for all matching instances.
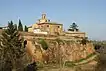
[14,24,17,30]
[18,19,23,31]
[68,22,79,31]
[0,21,25,70]
[24,25,28,32]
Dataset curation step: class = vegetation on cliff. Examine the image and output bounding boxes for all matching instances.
[39,38,48,50]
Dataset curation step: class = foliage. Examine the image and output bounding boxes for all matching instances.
[68,22,79,31]
[92,40,106,53]
[25,25,28,32]
[14,24,18,30]
[95,54,106,71]
[94,44,102,50]
[81,37,88,45]
[39,39,48,50]
[24,62,38,71]
[65,61,76,67]
[36,61,44,68]
[92,40,106,47]
[18,19,23,31]
[74,52,96,63]
[65,52,96,67]
[92,40,106,71]
[0,21,25,70]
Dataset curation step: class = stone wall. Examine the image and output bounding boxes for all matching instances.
[65,31,86,38]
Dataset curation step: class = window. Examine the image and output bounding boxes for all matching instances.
[58,26,60,28]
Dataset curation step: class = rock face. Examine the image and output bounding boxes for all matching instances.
[26,39,95,64]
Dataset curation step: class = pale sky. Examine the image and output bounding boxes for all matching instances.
[0,0,106,40]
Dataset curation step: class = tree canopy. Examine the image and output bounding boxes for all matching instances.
[68,22,79,31]
[18,19,23,31]
[24,25,28,32]
[14,24,17,30]
[0,21,25,70]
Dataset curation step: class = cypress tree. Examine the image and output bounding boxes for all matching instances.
[0,21,25,70]
[14,24,17,30]
[18,19,23,31]
[24,25,28,32]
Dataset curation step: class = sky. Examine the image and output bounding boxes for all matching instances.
[0,0,106,40]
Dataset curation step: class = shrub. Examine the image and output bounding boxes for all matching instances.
[39,39,48,50]
[24,62,38,71]
[81,37,88,45]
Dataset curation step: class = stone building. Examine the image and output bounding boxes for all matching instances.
[28,13,63,35]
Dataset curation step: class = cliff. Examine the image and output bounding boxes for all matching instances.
[26,38,97,66]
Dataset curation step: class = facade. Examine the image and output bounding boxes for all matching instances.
[28,13,63,35]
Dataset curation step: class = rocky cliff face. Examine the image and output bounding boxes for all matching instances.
[26,38,96,65]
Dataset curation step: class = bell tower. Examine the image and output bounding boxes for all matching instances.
[38,13,50,23]
[42,13,46,19]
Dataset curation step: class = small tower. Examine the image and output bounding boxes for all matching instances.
[38,13,50,23]
[42,13,46,19]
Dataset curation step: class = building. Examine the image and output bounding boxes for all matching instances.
[28,13,63,35]
[0,27,7,29]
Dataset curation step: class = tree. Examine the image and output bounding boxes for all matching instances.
[18,19,23,31]
[0,21,25,70]
[68,22,79,31]
[81,37,88,45]
[24,25,28,32]
[14,24,17,30]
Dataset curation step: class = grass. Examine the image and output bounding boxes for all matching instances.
[73,52,96,63]
[65,61,76,67]
[65,52,97,67]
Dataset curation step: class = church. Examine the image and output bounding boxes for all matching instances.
[28,13,63,35]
